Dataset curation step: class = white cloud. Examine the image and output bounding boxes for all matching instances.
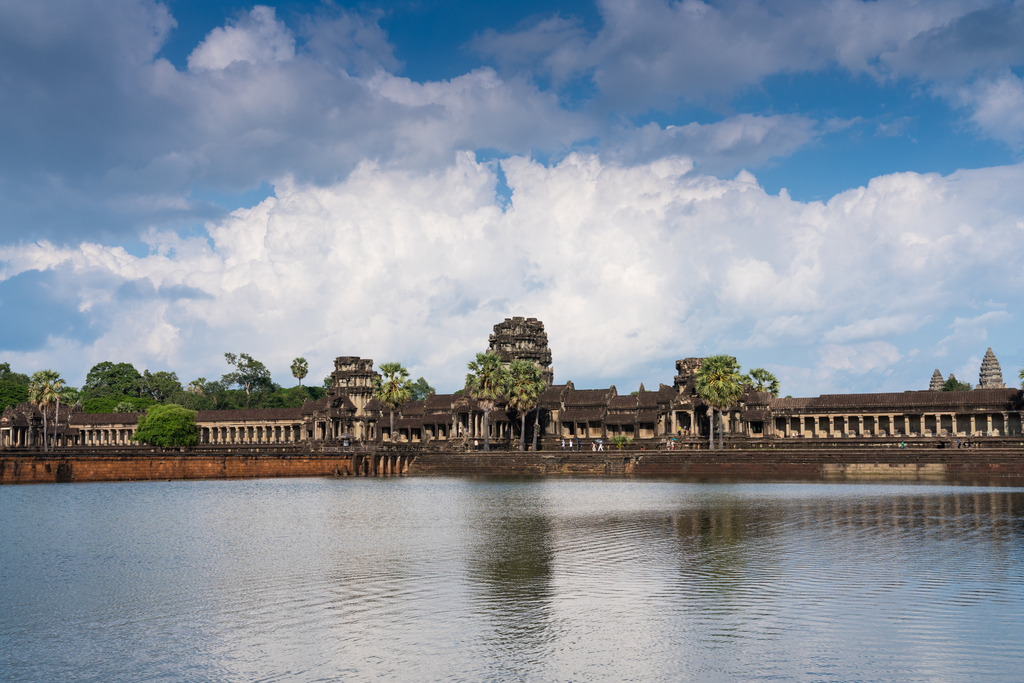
[3,154,1024,394]
[187,6,295,71]
[956,73,1024,148]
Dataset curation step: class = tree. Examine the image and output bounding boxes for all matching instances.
[745,368,780,397]
[0,380,29,412]
[137,370,182,402]
[506,360,545,451]
[695,355,744,450]
[465,352,509,452]
[29,370,63,451]
[114,401,141,413]
[0,362,30,385]
[82,361,142,399]
[291,358,309,387]
[323,375,332,389]
[222,353,273,407]
[132,404,199,447]
[942,374,973,392]
[187,378,207,394]
[1020,362,1024,389]
[373,362,411,441]
[610,435,633,450]
[408,376,436,402]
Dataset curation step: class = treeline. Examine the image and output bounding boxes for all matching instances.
[0,353,437,415]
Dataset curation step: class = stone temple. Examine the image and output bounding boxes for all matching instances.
[3,319,1023,450]
[978,348,1006,388]
[928,369,944,391]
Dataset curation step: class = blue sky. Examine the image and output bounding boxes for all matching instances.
[1,0,1023,395]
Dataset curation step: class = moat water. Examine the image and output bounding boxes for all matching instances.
[2,477,1024,682]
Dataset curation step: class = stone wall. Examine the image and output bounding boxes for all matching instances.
[0,453,354,484]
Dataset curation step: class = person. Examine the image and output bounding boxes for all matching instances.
[957,438,961,449]
[592,440,597,452]
[474,439,478,451]
[576,436,581,451]
[561,438,565,451]
[598,439,604,451]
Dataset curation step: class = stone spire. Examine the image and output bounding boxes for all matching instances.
[928,369,944,391]
[977,348,1005,388]
[487,317,554,386]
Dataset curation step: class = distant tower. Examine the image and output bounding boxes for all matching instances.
[487,317,554,385]
[928,369,944,391]
[977,348,1006,388]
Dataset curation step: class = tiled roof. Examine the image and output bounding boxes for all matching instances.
[195,408,304,422]
[424,394,456,410]
[402,400,425,417]
[71,412,141,425]
[564,388,615,407]
[769,388,1022,411]
[608,395,637,409]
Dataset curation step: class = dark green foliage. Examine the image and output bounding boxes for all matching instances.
[83,396,157,414]
[307,386,326,400]
[323,374,332,389]
[942,374,973,391]
[132,404,199,447]
[0,362,30,386]
[0,380,29,411]
[409,377,435,401]
[137,370,183,402]
[82,361,143,399]
[222,353,273,406]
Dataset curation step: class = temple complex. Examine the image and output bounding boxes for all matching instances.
[3,319,1022,450]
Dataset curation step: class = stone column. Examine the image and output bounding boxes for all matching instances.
[1002,412,1010,436]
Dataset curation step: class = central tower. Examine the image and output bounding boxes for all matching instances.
[487,317,554,386]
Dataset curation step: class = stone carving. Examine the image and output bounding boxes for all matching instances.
[978,348,1006,388]
[487,317,554,386]
[929,369,944,391]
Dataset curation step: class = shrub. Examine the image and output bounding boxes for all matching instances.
[132,404,199,448]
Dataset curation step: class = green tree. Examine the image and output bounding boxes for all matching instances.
[222,353,273,407]
[323,374,332,389]
[465,352,509,452]
[409,376,436,402]
[0,381,29,412]
[82,361,142,399]
[695,355,744,450]
[744,368,780,397]
[187,377,207,394]
[29,370,64,452]
[113,401,141,413]
[132,404,199,447]
[506,360,545,451]
[942,374,973,391]
[0,362,30,385]
[1019,361,1024,389]
[137,370,182,402]
[291,357,309,387]
[373,362,411,441]
[610,435,633,450]
[83,396,156,414]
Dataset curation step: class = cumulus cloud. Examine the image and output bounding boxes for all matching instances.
[3,154,1023,395]
[187,5,295,71]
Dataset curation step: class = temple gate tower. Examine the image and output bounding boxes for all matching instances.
[928,369,944,391]
[978,348,1006,388]
[487,317,554,386]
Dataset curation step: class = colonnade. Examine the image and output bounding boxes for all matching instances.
[82,428,136,446]
[774,411,1022,438]
[202,423,304,445]
[351,453,411,476]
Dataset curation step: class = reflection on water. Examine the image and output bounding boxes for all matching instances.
[2,478,1023,682]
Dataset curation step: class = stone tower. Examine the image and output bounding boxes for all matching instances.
[487,317,554,385]
[977,348,1006,388]
[928,369,944,391]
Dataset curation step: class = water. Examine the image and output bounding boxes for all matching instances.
[2,477,1023,682]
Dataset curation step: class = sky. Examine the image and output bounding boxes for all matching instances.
[1,0,1023,396]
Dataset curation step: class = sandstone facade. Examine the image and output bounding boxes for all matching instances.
[3,321,1022,451]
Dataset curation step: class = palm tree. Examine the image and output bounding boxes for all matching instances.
[188,378,206,394]
[28,370,62,451]
[745,368,780,397]
[465,352,509,452]
[373,362,411,442]
[1018,362,1023,388]
[291,357,309,387]
[695,355,744,450]
[506,360,546,451]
